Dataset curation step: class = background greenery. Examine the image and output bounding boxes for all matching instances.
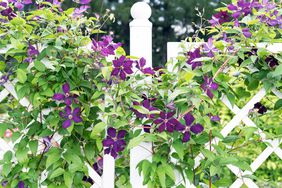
[62,0,230,66]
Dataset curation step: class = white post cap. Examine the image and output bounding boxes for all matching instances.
[131,2,152,20]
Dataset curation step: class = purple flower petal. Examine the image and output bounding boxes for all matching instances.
[107,127,116,138]
[190,123,204,134]
[166,122,174,132]
[78,0,91,4]
[65,98,72,106]
[158,123,166,132]
[184,113,195,126]
[62,119,72,129]
[119,70,126,80]
[160,111,166,119]
[102,138,114,146]
[117,130,127,139]
[154,118,163,124]
[18,181,24,188]
[242,28,252,38]
[53,93,65,100]
[62,83,70,94]
[182,131,191,143]
[124,67,133,74]
[65,106,72,115]
[111,68,120,76]
[206,89,214,99]
[73,115,82,123]
[166,111,175,119]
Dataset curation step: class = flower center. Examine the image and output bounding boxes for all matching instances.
[164,119,168,123]
[66,93,70,97]
[68,115,73,119]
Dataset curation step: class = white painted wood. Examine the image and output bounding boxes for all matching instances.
[102,154,115,188]
[129,2,153,188]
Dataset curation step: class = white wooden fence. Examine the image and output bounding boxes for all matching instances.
[1,2,282,188]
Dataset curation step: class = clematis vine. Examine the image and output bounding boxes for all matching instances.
[59,106,82,129]
[53,83,78,106]
[154,111,183,133]
[111,55,134,80]
[180,113,204,142]
[102,127,127,158]
[201,76,218,99]
[186,48,202,70]
[132,99,158,119]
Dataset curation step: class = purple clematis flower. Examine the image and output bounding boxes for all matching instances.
[72,5,89,17]
[53,83,78,106]
[93,157,103,175]
[92,35,121,57]
[43,136,52,152]
[111,55,134,80]
[1,7,16,20]
[18,181,24,188]
[27,44,39,57]
[254,102,267,114]
[201,76,218,99]
[242,28,252,38]
[102,127,127,158]
[154,111,183,133]
[210,115,220,122]
[186,48,202,70]
[180,113,204,142]
[1,181,8,187]
[59,106,82,129]
[0,74,9,85]
[209,11,230,26]
[76,0,91,4]
[136,57,155,75]
[227,1,253,19]
[82,176,94,185]
[265,55,278,68]
[203,38,218,57]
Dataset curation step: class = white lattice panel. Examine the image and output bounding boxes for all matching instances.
[167,42,282,188]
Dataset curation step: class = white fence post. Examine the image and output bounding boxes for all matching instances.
[129,2,152,187]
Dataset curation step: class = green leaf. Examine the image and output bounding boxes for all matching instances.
[29,140,38,155]
[157,166,166,188]
[64,171,73,187]
[132,105,150,114]
[90,122,107,138]
[46,149,61,168]
[163,164,175,181]
[169,88,188,101]
[127,135,145,149]
[15,147,29,163]
[34,60,46,72]
[274,99,282,110]
[272,64,282,77]
[3,151,13,162]
[172,140,184,160]
[49,168,65,179]
[2,163,11,176]
[16,69,27,83]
